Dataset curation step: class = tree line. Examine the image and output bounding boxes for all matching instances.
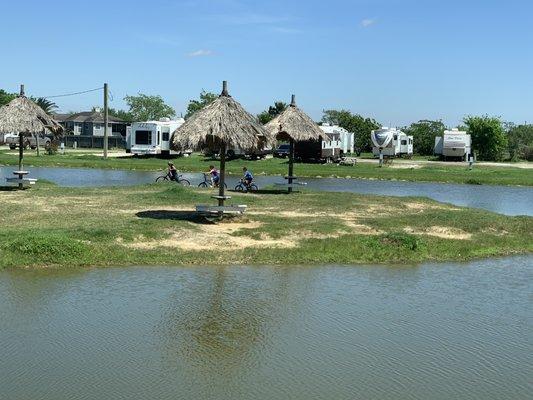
[1,88,531,161]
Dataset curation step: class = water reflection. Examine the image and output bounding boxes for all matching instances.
[156,267,304,375]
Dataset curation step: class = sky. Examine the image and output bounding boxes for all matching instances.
[1,0,532,126]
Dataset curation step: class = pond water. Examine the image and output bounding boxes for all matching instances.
[0,256,531,400]
[1,166,532,216]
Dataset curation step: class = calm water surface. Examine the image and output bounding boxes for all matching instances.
[1,166,532,215]
[1,256,531,400]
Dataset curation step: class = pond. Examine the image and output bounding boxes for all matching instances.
[0,256,531,400]
[1,166,532,215]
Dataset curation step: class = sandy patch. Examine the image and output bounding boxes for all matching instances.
[404,226,472,240]
[342,221,383,235]
[121,220,298,251]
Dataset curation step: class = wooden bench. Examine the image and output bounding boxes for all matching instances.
[196,204,247,215]
[339,157,357,166]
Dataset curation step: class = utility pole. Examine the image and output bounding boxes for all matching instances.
[103,83,109,159]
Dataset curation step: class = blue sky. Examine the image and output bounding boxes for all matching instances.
[1,0,532,126]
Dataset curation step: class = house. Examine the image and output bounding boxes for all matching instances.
[320,123,354,154]
[55,109,128,137]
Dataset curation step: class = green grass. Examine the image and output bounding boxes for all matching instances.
[0,182,531,268]
[1,148,531,186]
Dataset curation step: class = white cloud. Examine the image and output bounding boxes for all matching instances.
[360,18,376,28]
[186,49,214,57]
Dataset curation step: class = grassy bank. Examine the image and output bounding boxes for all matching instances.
[1,149,532,186]
[0,182,531,268]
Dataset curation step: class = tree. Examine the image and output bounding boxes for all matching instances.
[108,107,134,123]
[123,93,176,122]
[403,120,446,155]
[322,110,380,154]
[31,97,58,115]
[0,89,16,107]
[185,90,217,119]
[257,101,288,124]
[507,123,533,161]
[464,115,507,161]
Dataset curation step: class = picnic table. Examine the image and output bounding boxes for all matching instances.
[5,171,38,189]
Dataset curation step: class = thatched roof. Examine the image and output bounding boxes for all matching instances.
[0,88,63,136]
[172,81,267,151]
[264,95,326,142]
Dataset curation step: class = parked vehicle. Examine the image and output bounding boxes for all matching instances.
[273,144,291,158]
[371,127,413,158]
[320,123,355,154]
[4,133,51,150]
[434,129,472,161]
[295,136,342,163]
[129,118,187,156]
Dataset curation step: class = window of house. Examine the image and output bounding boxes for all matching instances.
[162,132,169,141]
[401,140,407,145]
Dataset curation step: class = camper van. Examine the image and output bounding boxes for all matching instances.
[129,118,184,156]
[434,129,471,161]
[371,127,413,157]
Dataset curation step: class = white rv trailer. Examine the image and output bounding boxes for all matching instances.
[434,129,471,160]
[371,127,413,157]
[129,118,185,156]
[320,123,354,154]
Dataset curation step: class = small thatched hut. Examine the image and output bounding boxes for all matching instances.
[0,85,63,171]
[264,95,326,191]
[172,81,267,206]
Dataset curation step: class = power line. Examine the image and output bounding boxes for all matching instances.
[41,86,103,99]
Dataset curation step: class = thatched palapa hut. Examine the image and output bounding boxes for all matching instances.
[264,95,325,192]
[0,85,63,178]
[172,81,267,206]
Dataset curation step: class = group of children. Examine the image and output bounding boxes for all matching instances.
[167,162,253,188]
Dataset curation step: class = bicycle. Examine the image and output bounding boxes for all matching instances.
[198,173,227,189]
[155,172,191,186]
[234,179,258,192]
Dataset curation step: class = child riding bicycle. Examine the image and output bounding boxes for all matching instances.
[241,166,254,188]
[167,162,178,181]
[208,165,220,187]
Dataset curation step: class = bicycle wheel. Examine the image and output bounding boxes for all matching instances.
[235,184,244,191]
[198,182,208,188]
[155,175,167,182]
[249,184,258,192]
[179,179,190,186]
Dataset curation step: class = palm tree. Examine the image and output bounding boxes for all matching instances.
[32,97,58,115]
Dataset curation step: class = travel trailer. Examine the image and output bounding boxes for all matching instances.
[295,135,342,163]
[434,129,472,161]
[129,118,185,156]
[371,127,413,157]
[320,123,354,154]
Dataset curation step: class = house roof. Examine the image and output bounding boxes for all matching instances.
[51,113,71,122]
[62,111,125,123]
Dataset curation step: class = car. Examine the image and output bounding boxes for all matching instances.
[273,144,291,158]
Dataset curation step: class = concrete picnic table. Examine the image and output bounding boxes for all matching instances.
[5,170,38,189]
